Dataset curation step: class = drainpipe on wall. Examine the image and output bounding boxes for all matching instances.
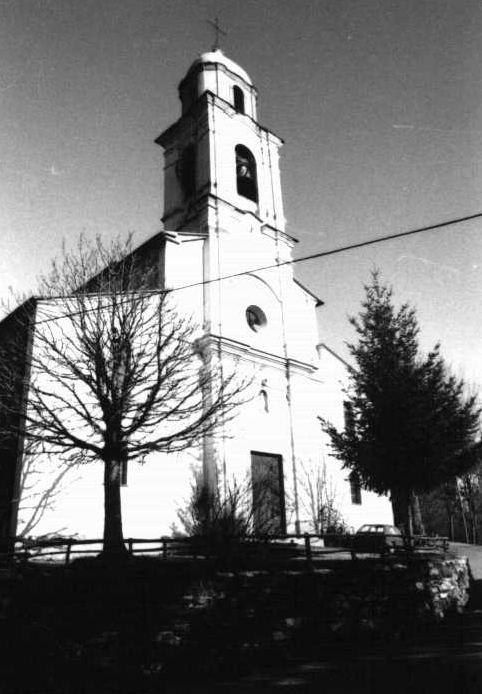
[265,133,299,533]
[273,232,300,534]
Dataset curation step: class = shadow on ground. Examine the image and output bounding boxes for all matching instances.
[192,576,482,694]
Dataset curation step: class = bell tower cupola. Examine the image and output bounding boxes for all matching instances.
[179,49,257,120]
[156,49,286,238]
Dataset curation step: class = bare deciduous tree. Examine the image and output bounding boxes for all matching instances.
[175,467,255,540]
[0,234,247,558]
[298,459,346,534]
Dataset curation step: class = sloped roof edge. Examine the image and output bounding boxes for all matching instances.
[293,278,324,306]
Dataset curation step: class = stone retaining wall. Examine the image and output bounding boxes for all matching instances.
[323,556,470,637]
[2,554,472,686]
[147,555,471,676]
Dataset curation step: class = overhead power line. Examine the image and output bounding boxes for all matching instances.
[168,211,482,294]
[35,210,482,325]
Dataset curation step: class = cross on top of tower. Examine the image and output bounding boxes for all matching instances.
[207,17,227,51]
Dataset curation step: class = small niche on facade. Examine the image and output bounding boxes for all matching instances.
[259,379,269,412]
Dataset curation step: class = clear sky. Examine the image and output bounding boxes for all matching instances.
[2,0,482,387]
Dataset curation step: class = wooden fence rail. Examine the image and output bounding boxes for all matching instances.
[10,533,347,566]
[5,532,449,567]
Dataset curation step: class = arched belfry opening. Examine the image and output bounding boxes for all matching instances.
[233,85,245,114]
[156,49,288,231]
[235,144,258,203]
[177,143,197,199]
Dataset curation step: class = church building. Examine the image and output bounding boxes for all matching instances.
[0,49,393,542]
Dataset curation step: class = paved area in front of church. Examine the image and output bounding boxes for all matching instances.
[170,612,482,694]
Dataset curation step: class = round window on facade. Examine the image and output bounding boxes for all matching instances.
[246,305,267,332]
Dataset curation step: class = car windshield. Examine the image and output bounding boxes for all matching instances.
[358,524,399,534]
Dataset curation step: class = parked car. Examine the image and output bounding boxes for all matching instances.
[352,524,404,556]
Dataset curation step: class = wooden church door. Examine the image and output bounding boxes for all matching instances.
[250,452,286,535]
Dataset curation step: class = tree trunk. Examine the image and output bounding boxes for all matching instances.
[392,490,424,540]
[447,511,454,541]
[461,508,470,543]
[410,492,425,535]
[406,500,414,539]
[457,483,470,544]
[102,458,127,557]
[391,491,407,530]
[392,489,413,537]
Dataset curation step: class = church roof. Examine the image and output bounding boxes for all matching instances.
[186,49,252,86]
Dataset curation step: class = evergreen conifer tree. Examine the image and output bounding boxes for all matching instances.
[323,272,481,535]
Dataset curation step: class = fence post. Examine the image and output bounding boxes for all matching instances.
[162,538,167,561]
[404,533,414,559]
[128,538,133,555]
[304,533,313,570]
[65,540,72,566]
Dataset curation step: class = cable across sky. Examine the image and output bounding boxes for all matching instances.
[35,210,482,325]
[166,211,482,294]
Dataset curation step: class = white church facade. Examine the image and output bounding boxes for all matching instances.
[1,50,393,542]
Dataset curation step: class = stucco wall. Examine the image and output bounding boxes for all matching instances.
[15,294,393,540]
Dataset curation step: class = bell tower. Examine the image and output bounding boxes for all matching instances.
[156,50,323,532]
[155,49,286,242]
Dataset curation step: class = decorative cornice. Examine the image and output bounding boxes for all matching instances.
[261,223,298,246]
[209,333,317,375]
[162,194,291,244]
[179,60,257,97]
[156,90,283,149]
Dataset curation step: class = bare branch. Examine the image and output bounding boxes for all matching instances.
[0,233,249,553]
